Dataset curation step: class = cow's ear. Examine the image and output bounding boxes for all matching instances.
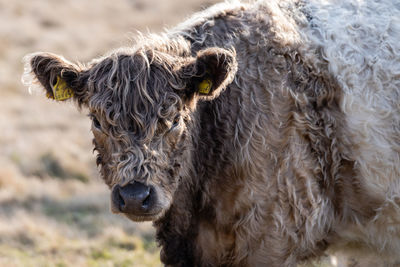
[22,52,88,106]
[182,47,237,101]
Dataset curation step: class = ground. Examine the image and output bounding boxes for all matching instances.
[0,0,334,266]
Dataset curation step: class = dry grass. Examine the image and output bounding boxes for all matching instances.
[0,0,218,266]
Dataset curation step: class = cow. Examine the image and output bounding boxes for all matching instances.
[22,0,400,266]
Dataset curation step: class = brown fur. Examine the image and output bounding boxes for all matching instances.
[22,1,400,266]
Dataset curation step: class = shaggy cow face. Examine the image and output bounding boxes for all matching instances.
[23,44,237,222]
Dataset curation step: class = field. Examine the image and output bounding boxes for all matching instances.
[0,0,219,266]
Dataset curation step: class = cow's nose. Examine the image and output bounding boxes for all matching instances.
[112,182,153,215]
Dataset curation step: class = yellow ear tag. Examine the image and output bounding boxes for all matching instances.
[198,78,212,95]
[52,76,74,101]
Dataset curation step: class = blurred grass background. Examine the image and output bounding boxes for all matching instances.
[0,0,218,266]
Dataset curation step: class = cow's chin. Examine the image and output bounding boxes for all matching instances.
[123,200,170,222]
[123,209,166,222]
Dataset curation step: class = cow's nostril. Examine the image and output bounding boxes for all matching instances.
[119,191,126,208]
[112,181,155,216]
[142,190,152,209]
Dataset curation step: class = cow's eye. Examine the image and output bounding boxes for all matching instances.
[92,116,101,130]
[172,115,180,128]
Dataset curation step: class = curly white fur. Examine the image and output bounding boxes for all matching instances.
[298,0,400,259]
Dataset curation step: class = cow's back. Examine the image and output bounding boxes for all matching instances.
[299,0,400,257]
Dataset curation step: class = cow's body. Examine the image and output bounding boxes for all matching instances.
[23,0,400,266]
[157,1,400,265]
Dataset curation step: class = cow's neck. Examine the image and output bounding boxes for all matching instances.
[153,92,244,265]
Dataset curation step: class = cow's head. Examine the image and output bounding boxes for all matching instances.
[22,40,237,221]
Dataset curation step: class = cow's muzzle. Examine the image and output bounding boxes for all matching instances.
[111,182,161,221]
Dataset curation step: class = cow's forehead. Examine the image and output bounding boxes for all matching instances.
[84,48,186,144]
[88,52,179,111]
